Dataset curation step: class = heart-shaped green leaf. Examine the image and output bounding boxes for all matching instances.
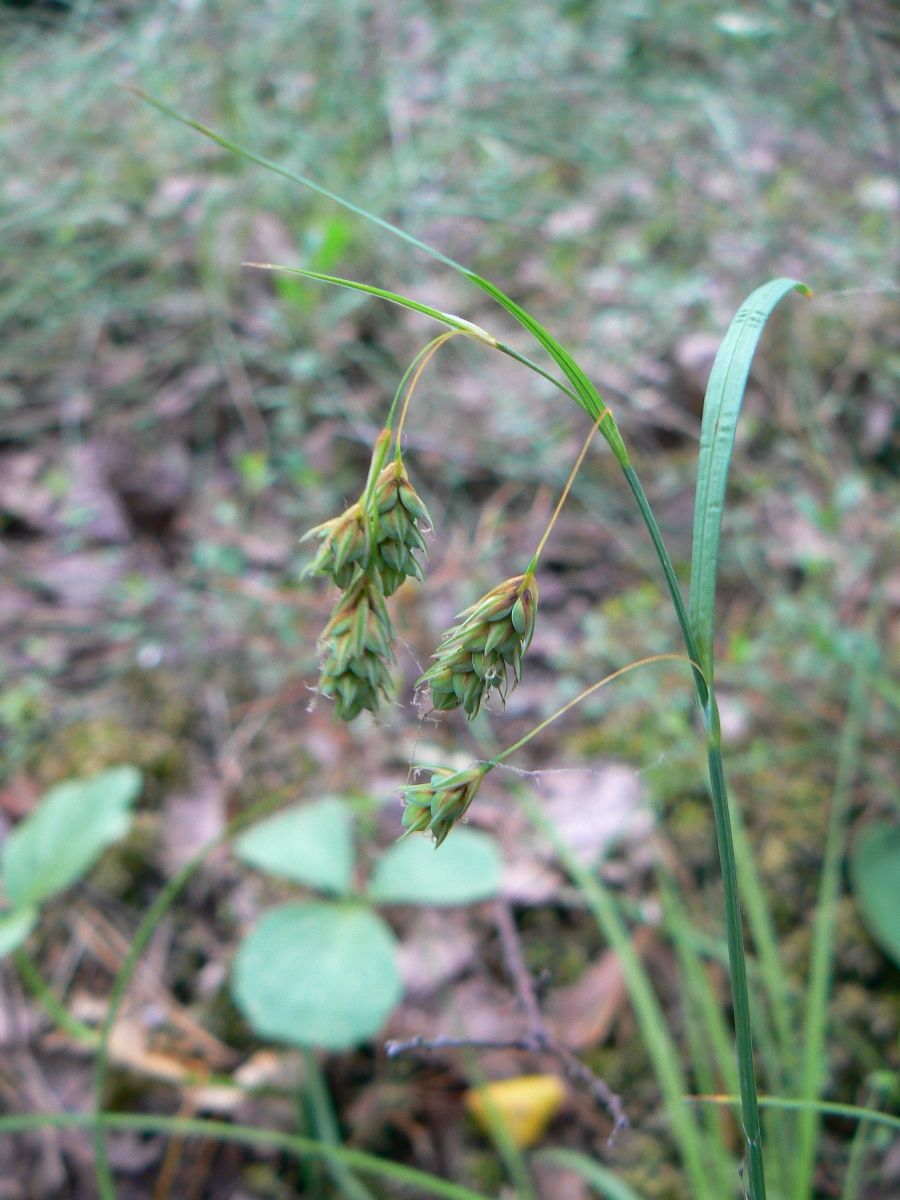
[232,902,401,1050]
[2,766,141,910]
[849,822,900,967]
[369,827,502,906]
[233,799,355,895]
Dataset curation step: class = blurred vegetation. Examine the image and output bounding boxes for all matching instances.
[0,1,897,1197]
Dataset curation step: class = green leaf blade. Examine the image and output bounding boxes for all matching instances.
[849,822,900,967]
[0,907,38,959]
[689,279,809,681]
[534,1149,648,1199]
[2,766,141,909]
[232,902,401,1050]
[233,798,356,895]
[245,263,497,343]
[369,827,502,906]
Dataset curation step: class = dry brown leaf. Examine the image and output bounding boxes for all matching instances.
[545,928,653,1051]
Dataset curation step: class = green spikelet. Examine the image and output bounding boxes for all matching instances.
[371,461,432,596]
[317,577,395,720]
[399,765,485,846]
[300,502,370,590]
[418,575,539,718]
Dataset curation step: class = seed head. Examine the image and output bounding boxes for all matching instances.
[301,503,369,590]
[418,575,539,719]
[400,764,485,846]
[371,462,432,596]
[317,577,395,720]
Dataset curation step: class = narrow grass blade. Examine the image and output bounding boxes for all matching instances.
[792,650,870,1200]
[691,1095,900,1137]
[130,92,629,462]
[688,279,810,683]
[301,1049,377,1200]
[656,871,739,1196]
[515,786,714,1200]
[534,1148,647,1199]
[728,794,797,1095]
[244,263,498,345]
[0,1112,494,1200]
[128,89,466,274]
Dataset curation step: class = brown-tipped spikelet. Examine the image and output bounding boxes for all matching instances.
[371,462,432,596]
[301,502,369,590]
[418,575,539,719]
[317,576,395,720]
[400,764,485,846]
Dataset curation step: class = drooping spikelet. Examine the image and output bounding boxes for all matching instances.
[400,764,486,846]
[418,575,539,719]
[371,462,433,596]
[301,460,431,598]
[301,448,433,721]
[317,576,396,720]
[301,503,369,590]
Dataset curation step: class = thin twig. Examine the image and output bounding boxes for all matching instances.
[493,901,628,1140]
[386,902,628,1141]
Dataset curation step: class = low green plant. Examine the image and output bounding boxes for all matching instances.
[0,765,141,962]
[849,820,900,968]
[230,796,503,1050]
[3,80,892,1200]
[127,91,896,1200]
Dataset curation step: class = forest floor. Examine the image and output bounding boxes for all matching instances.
[0,2,898,1198]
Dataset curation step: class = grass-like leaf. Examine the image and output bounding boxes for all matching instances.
[689,279,810,683]
[534,1149,648,1200]
[131,91,629,466]
[244,262,499,345]
[0,1111,495,1200]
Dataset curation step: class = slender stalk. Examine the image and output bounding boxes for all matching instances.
[91,793,288,1200]
[301,1049,377,1200]
[524,407,608,579]
[359,427,392,512]
[792,647,869,1200]
[728,796,796,1085]
[597,423,766,1200]
[706,714,766,1200]
[657,871,739,1197]
[621,464,708,710]
[484,654,692,770]
[390,330,459,447]
[518,788,714,1200]
[13,949,98,1047]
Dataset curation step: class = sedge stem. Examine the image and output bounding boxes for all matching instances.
[13,949,99,1047]
[525,408,608,579]
[384,330,460,449]
[483,653,694,771]
[359,427,392,514]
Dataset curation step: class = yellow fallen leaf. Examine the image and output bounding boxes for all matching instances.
[465,1074,566,1149]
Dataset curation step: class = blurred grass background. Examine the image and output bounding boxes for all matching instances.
[0,0,897,1196]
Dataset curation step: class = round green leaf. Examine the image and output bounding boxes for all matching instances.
[849,822,900,967]
[369,827,502,907]
[232,902,401,1050]
[233,799,355,894]
[2,766,141,910]
[0,907,38,959]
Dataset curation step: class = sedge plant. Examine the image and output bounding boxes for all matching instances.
[123,92,827,1200]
